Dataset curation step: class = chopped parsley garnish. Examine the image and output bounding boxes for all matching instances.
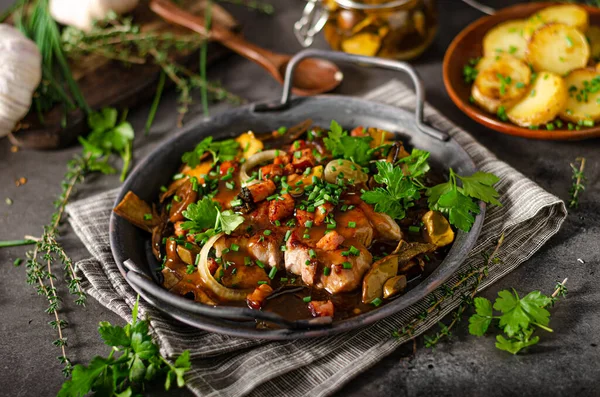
[323,120,375,166]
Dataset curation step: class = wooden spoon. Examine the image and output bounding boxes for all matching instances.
[150,0,343,96]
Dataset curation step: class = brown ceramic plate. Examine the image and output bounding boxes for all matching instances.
[443,2,600,140]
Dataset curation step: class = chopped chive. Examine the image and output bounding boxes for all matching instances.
[303,296,312,303]
[408,225,420,233]
[309,249,316,259]
[284,230,292,242]
[230,199,243,207]
[305,220,314,228]
[225,181,235,190]
[184,242,194,250]
[371,297,383,307]
[305,259,311,266]
[347,221,356,228]
[266,194,279,201]
[349,246,360,256]
[277,126,287,135]
[256,260,265,268]
[173,195,181,202]
[268,267,277,279]
[258,280,268,285]
[173,173,185,180]
[274,220,281,227]
[303,233,310,239]
[280,277,288,282]
[263,229,272,236]
[230,243,240,252]
[144,213,153,221]
[294,151,302,159]
[221,173,233,181]
[342,262,352,269]
[280,245,287,251]
[244,256,252,266]
[160,185,168,192]
[323,267,331,276]
[162,237,167,244]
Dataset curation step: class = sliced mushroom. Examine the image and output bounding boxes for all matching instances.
[422,210,455,248]
[361,254,399,304]
[113,191,160,233]
[393,240,436,261]
[383,275,407,299]
[176,244,200,265]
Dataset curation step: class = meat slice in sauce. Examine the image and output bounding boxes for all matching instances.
[247,284,273,310]
[245,179,276,203]
[320,242,373,294]
[284,232,315,285]
[346,195,402,241]
[316,230,344,251]
[168,180,198,223]
[335,207,374,247]
[214,234,284,270]
[268,193,295,223]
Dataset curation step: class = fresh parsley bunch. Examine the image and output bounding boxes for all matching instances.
[361,160,421,220]
[58,297,191,397]
[181,136,240,168]
[323,120,374,166]
[469,281,567,354]
[181,196,244,244]
[78,108,135,181]
[427,169,501,232]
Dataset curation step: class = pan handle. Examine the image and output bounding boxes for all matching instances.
[122,259,333,329]
[258,49,449,141]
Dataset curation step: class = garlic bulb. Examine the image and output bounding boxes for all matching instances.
[49,0,139,32]
[0,24,42,138]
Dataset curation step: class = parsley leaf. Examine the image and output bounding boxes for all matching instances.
[79,107,135,181]
[181,197,244,242]
[182,137,240,168]
[427,168,500,232]
[468,297,493,336]
[361,161,420,220]
[324,120,374,166]
[58,296,191,397]
[397,148,430,178]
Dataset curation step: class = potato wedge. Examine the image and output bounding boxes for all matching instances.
[471,54,531,113]
[524,5,589,39]
[507,72,567,127]
[560,69,600,123]
[586,25,600,61]
[527,23,590,75]
[483,19,528,60]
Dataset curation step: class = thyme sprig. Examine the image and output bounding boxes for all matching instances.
[61,13,244,127]
[393,233,505,346]
[569,157,586,208]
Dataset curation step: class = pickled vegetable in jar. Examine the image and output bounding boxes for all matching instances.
[295,0,438,60]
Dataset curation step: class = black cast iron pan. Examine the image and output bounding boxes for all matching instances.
[110,49,486,340]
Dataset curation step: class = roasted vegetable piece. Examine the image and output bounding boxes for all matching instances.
[524,5,589,39]
[244,179,276,203]
[236,131,264,159]
[176,244,200,265]
[362,254,399,304]
[268,193,295,222]
[482,19,528,60]
[316,230,345,251]
[394,240,436,261]
[527,24,589,76]
[422,210,455,248]
[168,180,198,223]
[246,284,273,309]
[560,69,600,123]
[506,71,567,127]
[383,275,407,299]
[113,191,160,232]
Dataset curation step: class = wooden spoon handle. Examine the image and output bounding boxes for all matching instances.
[150,0,284,81]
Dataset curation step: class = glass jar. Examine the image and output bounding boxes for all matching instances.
[295,0,438,61]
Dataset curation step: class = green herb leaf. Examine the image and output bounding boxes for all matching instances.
[457,172,502,206]
[494,289,551,337]
[181,137,240,168]
[437,188,480,232]
[323,120,374,166]
[98,321,130,347]
[396,148,430,178]
[181,197,244,239]
[468,297,493,336]
[495,334,540,355]
[58,356,112,397]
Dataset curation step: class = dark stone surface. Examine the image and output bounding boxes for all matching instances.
[0,1,599,396]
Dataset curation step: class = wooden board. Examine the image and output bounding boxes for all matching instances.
[8,0,238,150]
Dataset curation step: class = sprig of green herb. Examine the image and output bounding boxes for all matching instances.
[323,120,375,166]
[468,278,568,354]
[361,161,421,220]
[181,136,240,168]
[569,157,586,208]
[427,169,501,232]
[79,108,135,181]
[181,197,244,243]
[58,296,191,397]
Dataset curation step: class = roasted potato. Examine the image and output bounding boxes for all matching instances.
[524,5,589,39]
[560,69,600,123]
[527,23,590,76]
[586,25,600,61]
[507,72,567,127]
[483,19,528,60]
[472,54,531,113]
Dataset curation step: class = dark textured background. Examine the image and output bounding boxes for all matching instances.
[1,1,599,396]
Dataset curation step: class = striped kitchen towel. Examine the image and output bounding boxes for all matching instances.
[66,79,567,397]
